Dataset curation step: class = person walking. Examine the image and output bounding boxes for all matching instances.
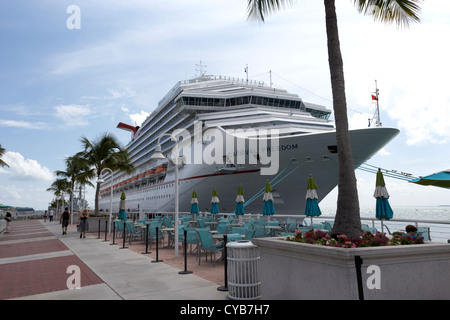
[60,207,71,235]
[4,212,12,233]
[49,208,54,222]
[43,210,47,222]
[77,209,89,238]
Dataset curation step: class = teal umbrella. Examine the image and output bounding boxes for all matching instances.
[304,175,322,225]
[118,192,127,221]
[410,169,450,188]
[190,190,199,214]
[374,169,393,232]
[234,185,245,216]
[262,182,275,216]
[210,188,219,214]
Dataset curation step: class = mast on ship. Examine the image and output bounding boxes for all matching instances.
[369,80,382,127]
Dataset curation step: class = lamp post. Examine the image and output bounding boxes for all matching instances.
[96,168,114,238]
[150,134,181,258]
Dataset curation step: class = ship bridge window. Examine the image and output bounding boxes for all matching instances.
[182,97,225,107]
[306,108,331,120]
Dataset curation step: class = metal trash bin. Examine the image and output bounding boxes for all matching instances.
[227,240,261,300]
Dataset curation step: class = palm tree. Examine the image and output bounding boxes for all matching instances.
[0,144,9,168]
[47,178,72,217]
[76,133,134,214]
[247,0,421,237]
[55,155,94,219]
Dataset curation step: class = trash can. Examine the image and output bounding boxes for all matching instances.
[227,240,261,300]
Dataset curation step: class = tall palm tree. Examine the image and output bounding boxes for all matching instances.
[76,133,134,214]
[0,144,9,168]
[247,0,421,237]
[55,155,94,219]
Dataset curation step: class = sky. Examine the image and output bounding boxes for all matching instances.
[0,0,449,211]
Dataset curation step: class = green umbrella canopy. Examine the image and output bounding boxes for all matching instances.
[192,190,198,198]
[307,176,318,190]
[120,191,126,200]
[264,182,272,193]
[237,185,244,196]
[376,169,386,187]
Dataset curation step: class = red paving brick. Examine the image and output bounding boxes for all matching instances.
[0,239,69,259]
[0,220,104,300]
[0,255,103,300]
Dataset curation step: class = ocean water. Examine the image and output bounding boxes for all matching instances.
[317,206,450,243]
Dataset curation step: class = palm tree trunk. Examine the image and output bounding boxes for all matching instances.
[324,0,361,237]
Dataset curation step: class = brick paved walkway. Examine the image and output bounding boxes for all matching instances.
[0,220,103,300]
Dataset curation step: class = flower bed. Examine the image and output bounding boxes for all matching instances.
[286,229,424,248]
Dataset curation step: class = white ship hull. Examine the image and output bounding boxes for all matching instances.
[99,126,399,215]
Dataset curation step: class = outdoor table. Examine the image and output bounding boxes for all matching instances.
[265,225,282,237]
[161,227,175,247]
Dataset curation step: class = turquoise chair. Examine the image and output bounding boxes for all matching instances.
[361,224,378,234]
[323,221,334,232]
[254,223,268,237]
[226,233,243,242]
[147,221,164,248]
[231,227,248,236]
[196,228,224,267]
[216,222,228,234]
[125,221,142,244]
[417,227,431,241]
[114,220,124,236]
[244,229,256,240]
[286,218,298,233]
[185,227,199,254]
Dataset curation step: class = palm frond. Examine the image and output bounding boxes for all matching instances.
[247,0,296,22]
[354,0,422,28]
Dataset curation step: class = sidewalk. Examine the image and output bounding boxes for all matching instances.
[0,220,228,300]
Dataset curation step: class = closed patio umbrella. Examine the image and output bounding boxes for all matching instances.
[190,190,199,214]
[374,169,394,232]
[118,191,127,221]
[304,175,322,225]
[234,185,245,222]
[262,182,275,217]
[210,188,220,215]
[410,169,450,188]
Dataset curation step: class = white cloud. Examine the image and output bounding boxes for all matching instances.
[54,104,91,127]
[2,151,54,182]
[129,110,150,127]
[0,119,45,129]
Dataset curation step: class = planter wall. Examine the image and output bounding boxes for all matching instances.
[252,237,450,300]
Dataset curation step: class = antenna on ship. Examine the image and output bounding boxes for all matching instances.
[245,64,249,84]
[369,80,382,127]
[195,60,207,78]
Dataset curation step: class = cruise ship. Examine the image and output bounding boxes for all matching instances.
[98,74,399,215]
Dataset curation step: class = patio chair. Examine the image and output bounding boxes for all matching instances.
[196,228,224,267]
[231,226,248,236]
[114,220,124,237]
[361,224,378,234]
[226,233,243,242]
[244,229,256,240]
[417,227,431,241]
[147,221,164,248]
[216,222,229,234]
[125,221,142,244]
[285,218,297,233]
[323,221,334,232]
[185,227,199,254]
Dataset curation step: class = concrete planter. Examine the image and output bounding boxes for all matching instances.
[252,237,450,300]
